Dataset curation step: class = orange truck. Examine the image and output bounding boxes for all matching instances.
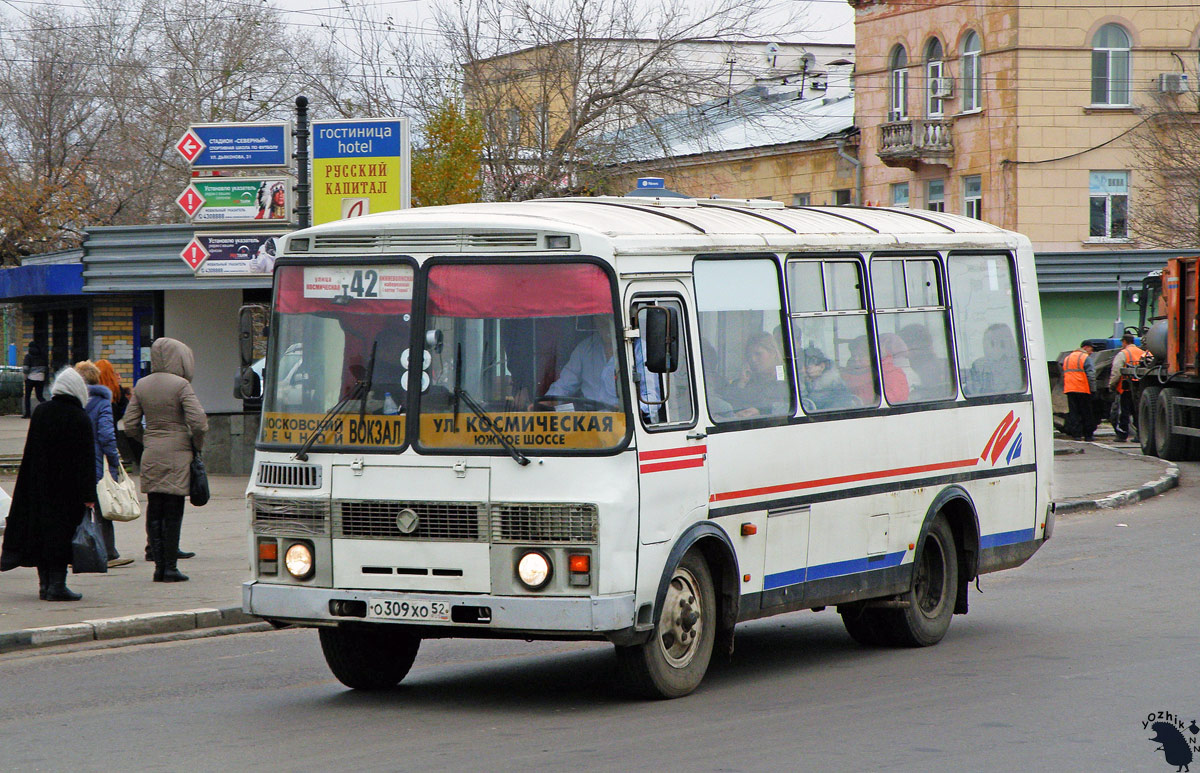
[1126,257,1200,460]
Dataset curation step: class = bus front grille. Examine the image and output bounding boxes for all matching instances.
[490,503,599,544]
[251,496,330,536]
[335,500,487,541]
[256,462,322,489]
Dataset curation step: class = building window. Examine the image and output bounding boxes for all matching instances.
[889,45,909,121]
[1089,171,1129,239]
[834,189,852,206]
[927,179,945,211]
[926,38,945,117]
[891,182,910,207]
[961,32,981,111]
[964,175,982,219]
[1092,24,1131,106]
[792,193,810,206]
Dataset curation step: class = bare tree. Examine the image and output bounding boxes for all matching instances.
[1129,92,1200,247]
[435,0,807,200]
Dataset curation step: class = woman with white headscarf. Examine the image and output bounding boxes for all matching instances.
[0,368,97,601]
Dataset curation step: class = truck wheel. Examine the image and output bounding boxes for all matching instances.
[875,514,959,647]
[1138,386,1160,457]
[319,625,421,690]
[616,550,716,699]
[1155,387,1188,461]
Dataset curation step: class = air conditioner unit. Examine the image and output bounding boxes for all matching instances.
[1159,72,1189,94]
[931,77,954,99]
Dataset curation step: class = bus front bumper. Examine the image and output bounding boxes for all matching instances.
[242,581,638,635]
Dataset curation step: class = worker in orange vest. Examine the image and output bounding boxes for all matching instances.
[1107,333,1146,442]
[1063,341,1097,441]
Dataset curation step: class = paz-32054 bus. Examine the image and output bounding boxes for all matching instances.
[242,197,1052,698]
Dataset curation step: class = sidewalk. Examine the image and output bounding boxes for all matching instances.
[0,415,1180,654]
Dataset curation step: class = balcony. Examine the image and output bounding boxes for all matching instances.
[877,119,954,169]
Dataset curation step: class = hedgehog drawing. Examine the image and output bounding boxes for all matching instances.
[1149,721,1193,771]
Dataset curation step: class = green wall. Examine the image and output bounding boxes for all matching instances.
[1038,291,1135,359]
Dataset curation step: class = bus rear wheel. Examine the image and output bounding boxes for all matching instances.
[319,625,421,690]
[616,550,716,699]
[877,514,958,647]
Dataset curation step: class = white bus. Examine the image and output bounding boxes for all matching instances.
[242,197,1053,698]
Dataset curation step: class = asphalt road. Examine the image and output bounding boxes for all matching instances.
[2,476,1198,772]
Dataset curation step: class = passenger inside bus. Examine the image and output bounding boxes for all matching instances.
[799,346,854,412]
[368,325,411,414]
[966,322,1024,395]
[725,332,789,418]
[899,322,952,400]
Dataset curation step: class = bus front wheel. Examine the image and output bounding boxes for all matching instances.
[616,550,716,699]
[319,625,421,690]
[878,514,958,647]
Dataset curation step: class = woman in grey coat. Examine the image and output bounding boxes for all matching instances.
[124,338,208,582]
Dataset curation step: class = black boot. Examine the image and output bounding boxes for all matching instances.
[44,569,82,602]
[148,515,166,582]
[159,511,189,583]
[37,567,49,600]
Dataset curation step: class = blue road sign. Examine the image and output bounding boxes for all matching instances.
[312,119,404,158]
[637,177,665,189]
[191,122,290,169]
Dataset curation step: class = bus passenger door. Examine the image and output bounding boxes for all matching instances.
[627,287,709,546]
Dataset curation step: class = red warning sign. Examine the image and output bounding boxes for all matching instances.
[180,238,210,270]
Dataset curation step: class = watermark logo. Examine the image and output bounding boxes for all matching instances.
[1142,711,1199,770]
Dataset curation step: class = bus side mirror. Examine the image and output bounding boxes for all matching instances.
[235,366,262,400]
[238,306,257,367]
[643,306,679,373]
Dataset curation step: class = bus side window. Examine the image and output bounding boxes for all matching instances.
[870,257,956,404]
[787,257,874,412]
[948,255,1027,397]
[633,299,696,428]
[694,258,792,423]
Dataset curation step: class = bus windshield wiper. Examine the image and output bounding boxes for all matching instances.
[293,380,365,462]
[455,386,530,466]
[359,340,378,423]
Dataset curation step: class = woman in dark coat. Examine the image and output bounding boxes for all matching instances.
[0,368,97,601]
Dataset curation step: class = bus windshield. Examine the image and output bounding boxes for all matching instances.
[260,264,414,448]
[416,262,628,452]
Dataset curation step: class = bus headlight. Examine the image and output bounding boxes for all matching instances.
[284,542,315,580]
[516,551,552,590]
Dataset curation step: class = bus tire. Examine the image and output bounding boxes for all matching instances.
[839,604,889,646]
[616,550,716,699]
[319,625,421,690]
[878,513,958,647]
[1138,385,1160,457]
[1155,388,1188,461]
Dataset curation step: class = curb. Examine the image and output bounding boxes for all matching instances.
[0,606,259,655]
[1052,442,1180,515]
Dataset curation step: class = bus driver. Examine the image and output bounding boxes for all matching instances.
[543,319,659,415]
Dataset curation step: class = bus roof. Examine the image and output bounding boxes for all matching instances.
[281,197,1019,257]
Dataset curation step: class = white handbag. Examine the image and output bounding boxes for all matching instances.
[98,459,142,522]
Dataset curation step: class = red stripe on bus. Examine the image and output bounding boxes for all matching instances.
[709,457,981,503]
[980,410,1014,461]
[640,457,707,474]
[638,445,707,462]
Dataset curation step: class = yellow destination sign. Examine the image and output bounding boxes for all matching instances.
[420,412,626,450]
[261,412,406,447]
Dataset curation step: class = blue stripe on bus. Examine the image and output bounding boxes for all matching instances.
[761,528,1039,593]
[763,550,907,591]
[979,528,1036,549]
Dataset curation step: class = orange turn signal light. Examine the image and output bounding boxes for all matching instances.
[258,541,278,561]
[568,554,590,573]
[741,523,757,536]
